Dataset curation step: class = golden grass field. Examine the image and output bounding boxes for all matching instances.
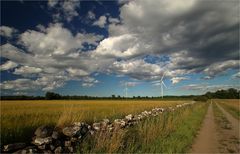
[1,99,239,153]
[217,99,240,110]
[1,100,187,144]
[216,99,240,119]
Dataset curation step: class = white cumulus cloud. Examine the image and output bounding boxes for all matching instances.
[0,61,18,71]
[87,11,96,20]
[171,77,189,84]
[232,72,240,79]
[1,0,239,94]
[14,66,42,75]
[0,25,18,38]
[93,15,107,28]
[47,0,80,22]
[203,60,239,78]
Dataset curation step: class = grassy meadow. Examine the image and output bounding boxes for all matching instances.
[1,100,186,145]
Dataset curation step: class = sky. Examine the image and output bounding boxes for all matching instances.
[0,0,239,97]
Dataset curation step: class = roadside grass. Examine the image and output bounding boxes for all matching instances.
[80,102,208,153]
[218,101,240,120]
[1,100,185,145]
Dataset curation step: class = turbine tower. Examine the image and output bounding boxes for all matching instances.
[124,82,128,98]
[160,73,167,98]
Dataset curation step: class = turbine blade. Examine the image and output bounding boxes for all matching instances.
[161,72,165,81]
[162,81,167,88]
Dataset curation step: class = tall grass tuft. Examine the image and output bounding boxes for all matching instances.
[80,129,126,153]
[56,104,85,127]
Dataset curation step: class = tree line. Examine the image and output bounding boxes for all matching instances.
[194,88,240,101]
[0,88,239,100]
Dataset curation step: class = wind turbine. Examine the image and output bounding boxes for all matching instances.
[124,82,128,98]
[160,73,167,98]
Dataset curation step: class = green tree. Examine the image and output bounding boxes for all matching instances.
[45,92,61,100]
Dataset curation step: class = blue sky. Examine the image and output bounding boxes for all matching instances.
[0,0,239,97]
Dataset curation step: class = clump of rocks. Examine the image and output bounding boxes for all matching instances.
[3,123,91,153]
[2,102,195,153]
[176,101,196,108]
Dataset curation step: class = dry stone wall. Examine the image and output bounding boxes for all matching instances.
[2,102,196,153]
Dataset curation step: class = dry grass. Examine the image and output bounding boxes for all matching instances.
[214,99,240,119]
[80,103,208,153]
[218,99,240,111]
[1,100,186,145]
[90,129,126,153]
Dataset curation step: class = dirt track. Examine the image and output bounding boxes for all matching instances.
[190,103,219,153]
[190,101,240,153]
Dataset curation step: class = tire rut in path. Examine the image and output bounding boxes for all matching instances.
[216,103,240,138]
[190,103,219,153]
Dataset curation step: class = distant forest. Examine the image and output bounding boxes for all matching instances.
[1,88,239,101]
[194,88,240,101]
